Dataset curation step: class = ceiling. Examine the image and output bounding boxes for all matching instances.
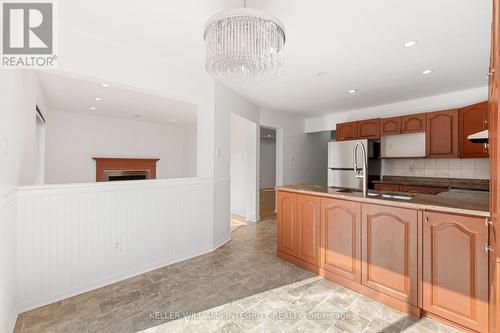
[37,71,198,126]
[58,0,491,116]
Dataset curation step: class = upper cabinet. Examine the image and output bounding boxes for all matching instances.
[459,102,489,158]
[380,117,402,136]
[337,119,380,141]
[426,109,459,158]
[357,119,380,139]
[336,121,357,141]
[402,113,427,133]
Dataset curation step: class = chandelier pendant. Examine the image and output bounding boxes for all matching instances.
[203,3,286,83]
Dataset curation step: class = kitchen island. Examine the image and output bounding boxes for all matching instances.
[276,185,491,332]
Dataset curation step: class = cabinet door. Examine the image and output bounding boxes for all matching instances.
[426,109,459,158]
[423,212,489,332]
[297,194,321,265]
[459,102,489,158]
[402,113,426,133]
[357,118,380,139]
[277,191,298,256]
[374,183,400,192]
[362,204,419,305]
[380,117,402,136]
[320,198,362,282]
[336,122,357,141]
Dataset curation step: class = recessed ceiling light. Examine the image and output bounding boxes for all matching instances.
[89,107,96,110]
[133,114,141,118]
[403,40,417,48]
[422,69,434,75]
[101,83,110,87]
[171,118,176,122]
[348,89,358,94]
[316,72,327,76]
[95,97,102,101]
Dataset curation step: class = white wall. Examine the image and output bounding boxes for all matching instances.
[45,111,196,184]
[259,137,276,189]
[230,114,257,220]
[305,87,488,133]
[16,178,220,312]
[0,70,46,333]
[261,108,330,186]
[382,158,490,179]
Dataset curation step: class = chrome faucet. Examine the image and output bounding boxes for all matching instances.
[353,142,368,197]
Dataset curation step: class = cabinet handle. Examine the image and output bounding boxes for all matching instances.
[488,68,496,76]
[425,217,429,223]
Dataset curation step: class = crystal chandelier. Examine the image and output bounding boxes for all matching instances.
[203,1,286,83]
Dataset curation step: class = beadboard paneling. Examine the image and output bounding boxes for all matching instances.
[0,190,18,333]
[16,178,222,312]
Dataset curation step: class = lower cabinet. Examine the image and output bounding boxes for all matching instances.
[422,211,489,332]
[297,194,321,265]
[321,198,362,282]
[277,190,491,332]
[277,191,298,257]
[362,204,419,306]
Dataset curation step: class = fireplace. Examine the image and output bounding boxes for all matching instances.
[93,158,160,182]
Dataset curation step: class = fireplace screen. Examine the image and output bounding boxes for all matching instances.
[103,170,151,182]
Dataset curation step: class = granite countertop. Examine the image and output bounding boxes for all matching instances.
[372,176,489,191]
[276,184,490,217]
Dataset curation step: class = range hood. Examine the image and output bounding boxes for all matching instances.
[467,130,488,143]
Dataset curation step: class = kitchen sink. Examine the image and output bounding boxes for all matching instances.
[334,188,413,200]
[381,193,413,200]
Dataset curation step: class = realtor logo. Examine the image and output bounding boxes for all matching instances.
[1,1,57,67]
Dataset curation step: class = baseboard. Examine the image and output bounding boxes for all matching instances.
[8,313,18,333]
[17,240,230,313]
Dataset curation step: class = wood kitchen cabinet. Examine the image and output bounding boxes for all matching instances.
[336,119,380,140]
[320,198,362,282]
[357,118,380,139]
[402,113,427,133]
[362,204,419,305]
[277,191,298,257]
[336,121,357,141]
[297,194,321,265]
[426,109,459,158]
[459,101,489,158]
[423,211,489,332]
[380,116,402,136]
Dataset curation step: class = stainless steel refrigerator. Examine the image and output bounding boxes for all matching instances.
[327,139,381,189]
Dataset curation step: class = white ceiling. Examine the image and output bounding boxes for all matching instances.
[37,71,198,126]
[58,0,491,116]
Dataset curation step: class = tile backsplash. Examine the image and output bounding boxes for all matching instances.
[382,158,489,180]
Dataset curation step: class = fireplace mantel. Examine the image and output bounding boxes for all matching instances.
[92,157,160,182]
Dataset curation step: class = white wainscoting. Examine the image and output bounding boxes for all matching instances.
[16,178,230,312]
[0,189,18,333]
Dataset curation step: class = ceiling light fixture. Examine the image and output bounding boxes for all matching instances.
[204,0,285,82]
[403,40,417,48]
[348,89,358,94]
[101,83,110,87]
[171,118,176,122]
[95,97,102,101]
[422,69,434,75]
[89,107,96,110]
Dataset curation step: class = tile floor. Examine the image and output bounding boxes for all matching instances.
[14,219,460,333]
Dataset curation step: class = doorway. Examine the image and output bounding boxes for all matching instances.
[259,127,277,219]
